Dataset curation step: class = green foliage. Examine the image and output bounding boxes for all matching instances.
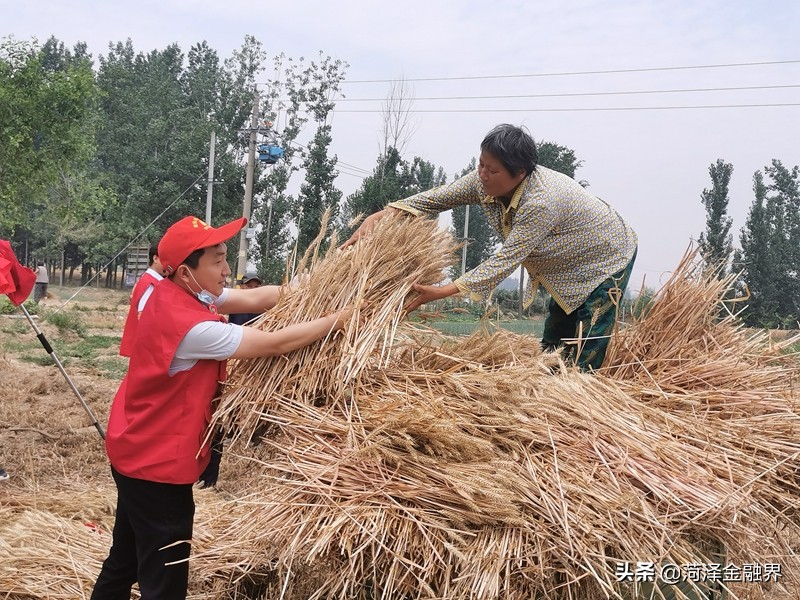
[44,309,86,336]
[737,161,799,327]
[698,159,734,277]
[0,297,37,315]
[624,286,656,320]
[339,147,447,239]
[96,357,129,379]
[0,319,28,334]
[2,35,353,289]
[95,39,251,234]
[294,55,348,259]
[0,37,100,231]
[537,141,584,180]
[492,287,550,316]
[0,297,18,315]
[62,335,117,359]
[252,55,308,284]
[20,353,54,367]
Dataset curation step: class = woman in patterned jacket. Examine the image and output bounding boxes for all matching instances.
[342,124,637,371]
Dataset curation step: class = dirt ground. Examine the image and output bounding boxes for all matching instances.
[0,287,265,598]
[0,287,127,486]
[1,286,799,599]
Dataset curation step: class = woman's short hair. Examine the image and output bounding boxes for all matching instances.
[480,124,538,177]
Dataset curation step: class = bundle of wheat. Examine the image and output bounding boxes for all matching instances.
[198,227,800,599]
[2,217,797,599]
[214,213,460,446]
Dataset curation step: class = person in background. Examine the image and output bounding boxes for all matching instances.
[119,243,165,357]
[343,123,638,371]
[199,271,264,488]
[227,271,262,326]
[33,261,49,304]
[91,215,354,600]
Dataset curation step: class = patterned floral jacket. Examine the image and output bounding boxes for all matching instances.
[388,166,638,313]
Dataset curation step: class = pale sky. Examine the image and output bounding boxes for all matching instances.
[4,0,799,290]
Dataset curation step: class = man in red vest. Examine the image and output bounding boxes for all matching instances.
[91,216,353,600]
[119,243,165,357]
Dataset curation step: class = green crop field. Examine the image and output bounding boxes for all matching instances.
[428,320,544,337]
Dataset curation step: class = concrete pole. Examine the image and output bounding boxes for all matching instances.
[264,201,273,259]
[204,131,216,224]
[460,204,470,277]
[236,91,259,284]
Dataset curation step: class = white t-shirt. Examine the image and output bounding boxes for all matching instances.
[136,268,164,312]
[138,285,245,376]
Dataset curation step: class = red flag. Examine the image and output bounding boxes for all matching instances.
[0,240,36,306]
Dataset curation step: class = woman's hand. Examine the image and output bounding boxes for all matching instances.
[404,282,459,312]
[339,208,399,249]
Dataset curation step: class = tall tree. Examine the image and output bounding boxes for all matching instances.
[736,162,799,327]
[698,159,734,276]
[339,148,446,236]
[380,77,418,158]
[0,37,99,232]
[94,36,263,276]
[339,147,404,228]
[294,54,348,259]
[736,172,774,325]
[250,55,309,283]
[39,169,117,285]
[764,160,800,322]
[537,141,584,180]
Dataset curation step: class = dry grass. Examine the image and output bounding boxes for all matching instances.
[1,218,799,599]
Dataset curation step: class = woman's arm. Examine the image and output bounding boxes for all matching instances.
[404,282,460,312]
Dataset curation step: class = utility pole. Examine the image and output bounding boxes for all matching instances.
[236,91,259,284]
[264,201,273,259]
[204,131,216,224]
[460,204,470,277]
[517,264,525,318]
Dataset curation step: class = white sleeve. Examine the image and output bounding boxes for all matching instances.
[174,320,244,361]
[214,287,230,309]
[137,284,156,312]
[169,321,244,376]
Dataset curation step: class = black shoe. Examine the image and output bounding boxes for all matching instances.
[0,468,9,481]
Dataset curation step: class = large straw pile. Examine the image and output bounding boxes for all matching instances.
[198,217,800,600]
[1,215,797,599]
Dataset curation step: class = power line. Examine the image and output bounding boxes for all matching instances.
[334,102,800,113]
[337,83,800,103]
[341,59,800,84]
[336,169,368,179]
[53,172,208,313]
[289,140,371,175]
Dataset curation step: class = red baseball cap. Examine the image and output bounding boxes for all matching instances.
[158,216,247,275]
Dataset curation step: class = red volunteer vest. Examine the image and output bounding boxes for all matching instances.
[106,278,227,484]
[119,271,161,357]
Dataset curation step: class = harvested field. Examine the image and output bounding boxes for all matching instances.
[1,215,799,599]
